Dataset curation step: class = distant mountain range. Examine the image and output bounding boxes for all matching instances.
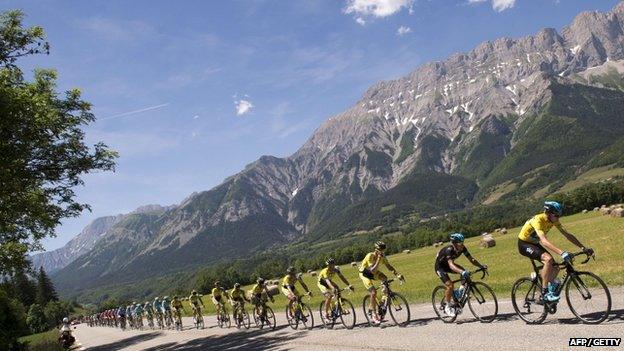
[50,2,624,299]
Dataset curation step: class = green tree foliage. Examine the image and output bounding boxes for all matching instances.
[0,290,28,350]
[0,10,118,275]
[11,269,36,307]
[35,267,57,306]
[25,304,46,334]
[43,300,71,328]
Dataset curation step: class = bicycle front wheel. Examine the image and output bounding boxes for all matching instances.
[467,281,498,323]
[565,272,612,324]
[265,306,276,330]
[338,298,356,330]
[388,293,410,327]
[286,304,299,330]
[511,277,547,324]
[431,285,456,323]
[361,295,377,327]
[319,300,335,329]
[300,303,315,330]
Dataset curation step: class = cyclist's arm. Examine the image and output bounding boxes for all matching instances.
[466,254,483,268]
[558,227,586,250]
[337,271,350,286]
[447,259,464,274]
[299,278,311,293]
[536,231,564,255]
[383,260,399,275]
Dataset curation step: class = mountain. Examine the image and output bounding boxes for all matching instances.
[31,205,170,274]
[53,3,624,299]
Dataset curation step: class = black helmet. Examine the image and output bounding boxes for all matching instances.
[234,283,241,288]
[375,241,386,250]
[325,258,335,266]
[286,266,295,274]
[214,281,220,287]
[257,277,265,284]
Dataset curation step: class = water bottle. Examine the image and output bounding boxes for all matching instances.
[453,286,465,299]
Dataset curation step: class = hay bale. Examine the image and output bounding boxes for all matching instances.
[601,208,612,216]
[500,228,508,235]
[266,285,279,297]
[610,208,624,218]
[350,261,358,267]
[593,207,600,211]
[480,236,496,248]
[272,280,279,286]
[403,249,411,254]
[310,271,317,276]
[582,209,588,213]
[307,269,314,274]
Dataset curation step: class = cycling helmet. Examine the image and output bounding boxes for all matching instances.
[286,266,295,274]
[296,272,303,279]
[544,201,563,216]
[154,296,160,301]
[173,295,178,299]
[375,241,386,250]
[191,290,197,295]
[163,296,170,300]
[450,233,465,243]
[326,258,335,266]
[257,277,265,284]
[234,283,241,288]
[214,281,220,287]
[63,317,69,323]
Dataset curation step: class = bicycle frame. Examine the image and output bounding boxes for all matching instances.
[528,252,592,301]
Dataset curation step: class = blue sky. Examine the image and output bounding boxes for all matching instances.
[3,0,619,251]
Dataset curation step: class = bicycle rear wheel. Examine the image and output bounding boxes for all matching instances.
[361,295,377,327]
[319,300,335,329]
[286,304,299,330]
[338,298,356,330]
[300,303,315,330]
[467,282,498,323]
[431,285,457,323]
[388,293,410,327]
[265,306,276,330]
[241,309,251,329]
[565,272,612,324]
[511,277,547,324]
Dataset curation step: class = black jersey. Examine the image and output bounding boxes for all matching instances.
[435,245,471,269]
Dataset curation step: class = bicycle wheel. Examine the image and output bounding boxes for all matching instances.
[388,292,410,327]
[242,309,251,329]
[253,307,261,328]
[565,272,612,324]
[431,285,457,323]
[338,298,356,330]
[361,295,375,327]
[234,308,243,329]
[467,282,498,323]
[511,277,547,324]
[286,304,299,330]
[300,303,315,330]
[319,300,335,329]
[265,306,276,330]
[222,310,231,328]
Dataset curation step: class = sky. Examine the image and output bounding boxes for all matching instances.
[2,0,620,251]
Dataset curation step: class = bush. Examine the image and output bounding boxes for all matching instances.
[26,304,47,334]
[0,290,28,350]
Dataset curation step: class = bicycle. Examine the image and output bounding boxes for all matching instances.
[511,250,611,324]
[232,301,251,329]
[191,305,204,329]
[252,300,276,330]
[163,310,174,329]
[216,303,231,328]
[155,312,164,330]
[286,294,314,330]
[319,287,356,329]
[432,267,498,323]
[173,308,183,331]
[362,278,410,327]
[146,313,155,330]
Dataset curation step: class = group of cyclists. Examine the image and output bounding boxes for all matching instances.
[86,200,598,330]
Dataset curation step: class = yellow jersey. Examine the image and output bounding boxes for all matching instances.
[360,252,388,272]
[282,274,298,288]
[188,294,202,305]
[211,287,224,298]
[171,299,182,309]
[518,213,563,244]
[229,288,245,300]
[318,267,340,282]
[249,283,264,295]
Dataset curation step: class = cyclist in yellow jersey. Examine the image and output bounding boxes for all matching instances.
[229,283,249,307]
[171,296,186,314]
[518,201,592,302]
[359,241,403,324]
[211,281,229,318]
[249,278,274,316]
[318,258,353,320]
[188,290,204,318]
[282,267,312,316]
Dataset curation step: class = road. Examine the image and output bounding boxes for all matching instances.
[73,286,624,351]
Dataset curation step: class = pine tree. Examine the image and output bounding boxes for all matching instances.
[35,266,58,306]
[12,269,36,308]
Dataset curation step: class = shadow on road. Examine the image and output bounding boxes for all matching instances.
[556,308,624,325]
[141,327,299,351]
[87,332,162,351]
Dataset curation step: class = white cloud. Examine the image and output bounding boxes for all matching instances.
[344,0,414,18]
[397,26,411,36]
[356,17,366,26]
[235,99,254,116]
[468,0,516,12]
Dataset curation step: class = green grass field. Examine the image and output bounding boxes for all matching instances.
[176,212,624,319]
[18,329,63,351]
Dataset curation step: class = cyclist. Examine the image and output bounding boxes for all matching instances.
[435,233,487,317]
[282,267,312,317]
[132,301,144,327]
[212,281,229,322]
[125,304,133,328]
[249,278,274,317]
[230,283,249,306]
[161,296,172,326]
[152,297,163,327]
[518,201,593,302]
[318,258,354,320]
[359,241,403,325]
[116,306,126,329]
[171,295,186,328]
[143,301,154,327]
[188,290,204,321]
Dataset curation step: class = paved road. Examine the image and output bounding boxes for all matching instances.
[73,286,624,351]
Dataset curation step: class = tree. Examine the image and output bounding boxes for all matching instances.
[0,10,118,275]
[35,267,57,306]
[25,303,46,334]
[43,300,71,328]
[11,269,36,308]
[0,290,28,350]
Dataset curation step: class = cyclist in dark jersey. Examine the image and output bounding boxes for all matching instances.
[434,233,486,317]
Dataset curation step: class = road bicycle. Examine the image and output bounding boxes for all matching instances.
[216,303,231,328]
[286,294,314,330]
[155,312,164,329]
[511,250,611,324]
[146,313,155,330]
[362,278,410,327]
[319,287,356,329]
[252,299,276,330]
[173,308,184,331]
[232,301,251,329]
[163,310,174,329]
[432,267,498,323]
[191,305,204,329]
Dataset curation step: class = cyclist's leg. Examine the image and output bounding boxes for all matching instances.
[436,267,453,304]
[360,272,379,319]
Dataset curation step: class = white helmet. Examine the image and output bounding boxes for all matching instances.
[63,317,69,323]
